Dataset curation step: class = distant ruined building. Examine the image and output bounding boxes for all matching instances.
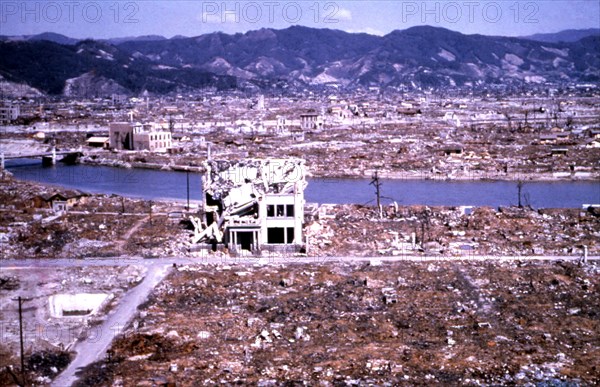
[109,122,172,152]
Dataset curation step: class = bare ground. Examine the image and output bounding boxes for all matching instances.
[75,260,600,386]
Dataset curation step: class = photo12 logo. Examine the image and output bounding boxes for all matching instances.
[400,1,539,24]
[1,1,140,24]
[200,1,348,25]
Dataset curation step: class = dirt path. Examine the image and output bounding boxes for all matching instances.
[115,215,150,252]
[454,265,494,317]
[51,263,171,387]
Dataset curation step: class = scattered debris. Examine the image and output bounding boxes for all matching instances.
[77,260,600,385]
[0,276,20,291]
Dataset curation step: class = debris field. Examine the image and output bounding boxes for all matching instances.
[2,176,598,260]
[76,260,600,386]
[0,174,191,259]
[305,204,600,257]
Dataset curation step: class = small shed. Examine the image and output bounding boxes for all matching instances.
[86,136,110,149]
[33,190,88,211]
[551,147,568,156]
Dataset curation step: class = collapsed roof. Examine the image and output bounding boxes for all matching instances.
[204,159,307,203]
[191,159,307,245]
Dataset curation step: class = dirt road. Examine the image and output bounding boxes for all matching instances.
[50,263,171,387]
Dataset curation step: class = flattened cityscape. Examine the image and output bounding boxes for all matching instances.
[1,16,599,386]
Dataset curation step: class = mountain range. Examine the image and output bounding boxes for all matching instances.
[522,28,600,43]
[1,26,598,97]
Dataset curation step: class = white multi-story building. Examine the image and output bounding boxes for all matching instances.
[0,104,19,123]
[192,159,306,252]
[300,112,323,130]
[133,131,172,152]
[109,122,172,152]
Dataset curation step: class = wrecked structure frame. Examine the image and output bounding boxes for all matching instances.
[191,158,307,254]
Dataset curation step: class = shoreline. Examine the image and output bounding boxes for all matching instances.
[1,175,598,260]
[77,156,600,182]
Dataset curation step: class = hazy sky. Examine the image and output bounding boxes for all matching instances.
[1,1,599,39]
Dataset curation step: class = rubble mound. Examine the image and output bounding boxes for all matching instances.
[0,276,20,291]
[82,261,599,385]
[27,350,71,377]
[112,333,177,362]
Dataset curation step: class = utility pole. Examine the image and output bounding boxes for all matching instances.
[12,296,32,385]
[186,171,190,211]
[18,297,25,380]
[517,180,525,208]
[419,209,431,248]
[370,171,382,218]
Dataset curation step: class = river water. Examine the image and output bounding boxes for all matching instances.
[6,160,599,208]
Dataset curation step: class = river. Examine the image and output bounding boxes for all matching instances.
[5,160,599,208]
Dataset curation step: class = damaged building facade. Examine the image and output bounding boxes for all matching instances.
[109,122,172,152]
[191,159,306,253]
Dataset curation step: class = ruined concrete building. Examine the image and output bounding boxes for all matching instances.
[300,111,323,130]
[109,122,172,152]
[191,159,307,253]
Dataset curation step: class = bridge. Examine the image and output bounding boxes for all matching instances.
[1,147,84,169]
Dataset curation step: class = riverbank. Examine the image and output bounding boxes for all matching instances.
[6,160,600,207]
[80,154,204,173]
[3,128,600,182]
[77,152,600,182]
[1,174,598,260]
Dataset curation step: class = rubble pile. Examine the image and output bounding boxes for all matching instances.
[78,261,599,385]
[0,175,192,258]
[27,350,71,378]
[305,204,599,257]
[203,159,304,200]
[126,213,190,258]
[0,275,20,290]
[0,347,16,386]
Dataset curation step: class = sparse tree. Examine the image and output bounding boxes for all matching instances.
[419,209,432,248]
[504,112,512,130]
[168,115,175,133]
[370,171,382,218]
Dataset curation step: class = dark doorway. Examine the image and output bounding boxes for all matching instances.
[237,231,254,250]
[286,227,295,244]
[124,132,133,150]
